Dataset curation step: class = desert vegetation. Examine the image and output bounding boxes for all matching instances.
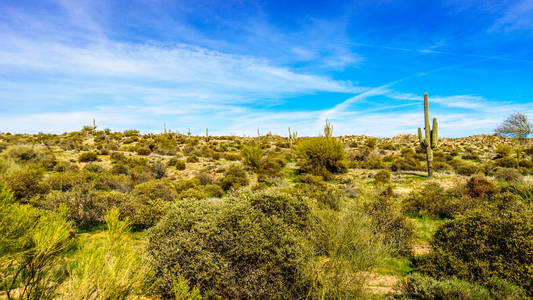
[0,111,532,299]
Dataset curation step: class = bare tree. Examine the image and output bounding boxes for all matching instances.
[495,112,531,166]
[495,112,531,139]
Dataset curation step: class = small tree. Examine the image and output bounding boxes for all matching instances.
[495,112,532,139]
[495,113,532,166]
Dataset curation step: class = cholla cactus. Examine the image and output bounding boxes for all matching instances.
[417,93,439,178]
[324,119,333,138]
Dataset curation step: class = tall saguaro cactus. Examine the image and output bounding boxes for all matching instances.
[418,93,438,178]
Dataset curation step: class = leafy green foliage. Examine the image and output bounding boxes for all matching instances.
[294,137,347,179]
[415,199,533,294]
[219,165,249,191]
[63,209,152,299]
[240,144,263,170]
[398,273,527,300]
[78,151,99,162]
[0,187,75,299]
[147,189,312,299]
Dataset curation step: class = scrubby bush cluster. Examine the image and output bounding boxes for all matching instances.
[0,129,531,299]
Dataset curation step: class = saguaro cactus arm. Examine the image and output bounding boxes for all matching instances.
[431,117,438,148]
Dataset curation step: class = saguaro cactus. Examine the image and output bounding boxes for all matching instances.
[288,127,298,146]
[206,128,209,142]
[418,93,438,178]
[324,119,333,138]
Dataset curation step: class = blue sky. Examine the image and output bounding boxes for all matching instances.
[0,0,532,136]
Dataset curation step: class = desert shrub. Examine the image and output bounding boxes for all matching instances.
[147,190,312,299]
[495,156,517,168]
[397,273,527,300]
[294,137,347,179]
[83,163,104,173]
[2,168,48,203]
[494,167,522,182]
[403,182,469,218]
[241,144,263,170]
[203,184,224,198]
[116,179,179,229]
[52,160,78,172]
[518,158,533,168]
[110,151,127,162]
[63,209,152,299]
[44,171,85,191]
[257,157,283,182]
[186,155,199,163]
[150,161,166,179]
[374,170,391,184]
[2,144,52,165]
[499,182,533,205]
[296,173,324,185]
[495,144,513,158]
[178,188,209,200]
[291,182,343,211]
[452,159,479,176]
[363,154,384,169]
[465,174,497,199]
[223,152,240,161]
[415,202,533,294]
[168,157,186,170]
[78,151,99,162]
[308,207,385,298]
[219,165,249,191]
[44,187,128,228]
[1,190,75,299]
[136,147,151,156]
[390,156,422,172]
[133,179,177,202]
[433,161,453,172]
[195,172,215,185]
[366,190,415,256]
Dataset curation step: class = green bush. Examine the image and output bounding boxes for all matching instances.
[186,155,199,163]
[2,168,48,203]
[495,156,517,168]
[219,165,249,191]
[494,167,523,182]
[367,190,415,256]
[44,187,128,228]
[1,189,75,299]
[64,209,152,298]
[374,170,391,184]
[147,189,312,299]
[415,201,533,294]
[78,151,99,162]
[118,179,178,229]
[136,147,152,156]
[398,273,527,300]
[168,157,186,170]
[403,182,469,218]
[308,206,385,298]
[290,182,343,211]
[495,144,513,158]
[294,137,347,179]
[241,144,263,170]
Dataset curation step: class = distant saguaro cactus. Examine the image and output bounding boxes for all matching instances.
[206,128,209,142]
[92,119,97,135]
[324,119,333,138]
[288,127,298,146]
[418,93,438,178]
